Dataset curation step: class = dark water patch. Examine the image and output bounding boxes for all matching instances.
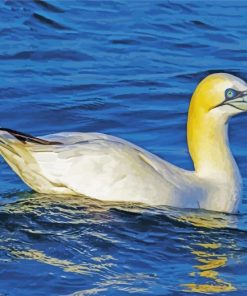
[173,69,245,82]
[110,39,138,45]
[216,49,247,62]
[191,20,218,31]
[157,1,194,14]
[151,22,187,36]
[174,41,210,50]
[118,79,168,88]
[0,50,93,62]
[33,0,64,14]
[205,32,236,44]
[62,98,106,111]
[32,12,68,30]
[52,83,109,93]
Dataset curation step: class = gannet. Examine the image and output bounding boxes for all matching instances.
[1,73,247,213]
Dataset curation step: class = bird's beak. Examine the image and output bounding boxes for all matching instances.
[221,90,247,111]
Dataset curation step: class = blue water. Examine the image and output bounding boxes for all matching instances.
[0,1,247,295]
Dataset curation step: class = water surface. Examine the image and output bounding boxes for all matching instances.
[0,1,247,295]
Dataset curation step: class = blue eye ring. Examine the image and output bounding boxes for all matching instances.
[225,88,237,99]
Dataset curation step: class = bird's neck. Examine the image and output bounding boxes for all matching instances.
[187,107,239,181]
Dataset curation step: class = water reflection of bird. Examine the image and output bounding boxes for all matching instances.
[2,195,238,293]
[0,73,246,213]
[176,211,237,293]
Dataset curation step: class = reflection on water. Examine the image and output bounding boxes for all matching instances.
[4,245,151,294]
[186,242,235,293]
[177,212,237,293]
[12,248,97,275]
[0,192,244,294]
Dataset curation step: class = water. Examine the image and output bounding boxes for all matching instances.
[0,0,247,295]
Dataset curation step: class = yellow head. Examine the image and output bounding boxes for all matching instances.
[189,73,247,116]
[187,73,247,173]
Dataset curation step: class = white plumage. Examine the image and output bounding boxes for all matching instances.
[0,131,201,205]
[1,73,247,213]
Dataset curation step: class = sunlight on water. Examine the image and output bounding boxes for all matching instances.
[2,194,246,294]
[164,211,237,293]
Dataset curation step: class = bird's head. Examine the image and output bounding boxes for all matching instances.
[190,73,247,118]
[187,73,247,175]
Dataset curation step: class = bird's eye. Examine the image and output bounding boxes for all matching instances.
[225,88,237,99]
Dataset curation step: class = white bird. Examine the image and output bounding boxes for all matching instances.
[1,73,247,213]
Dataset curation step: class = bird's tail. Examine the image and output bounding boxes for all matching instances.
[0,128,62,146]
[0,128,63,192]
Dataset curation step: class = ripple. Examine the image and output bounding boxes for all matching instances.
[32,12,68,30]
[33,0,64,14]
[0,50,94,61]
[190,20,218,30]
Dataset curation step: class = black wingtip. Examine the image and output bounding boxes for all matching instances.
[0,128,63,145]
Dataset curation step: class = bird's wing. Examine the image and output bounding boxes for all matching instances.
[42,132,127,145]
[31,133,194,195]
[0,129,197,204]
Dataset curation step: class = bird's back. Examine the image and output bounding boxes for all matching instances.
[37,132,205,206]
[0,130,202,206]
